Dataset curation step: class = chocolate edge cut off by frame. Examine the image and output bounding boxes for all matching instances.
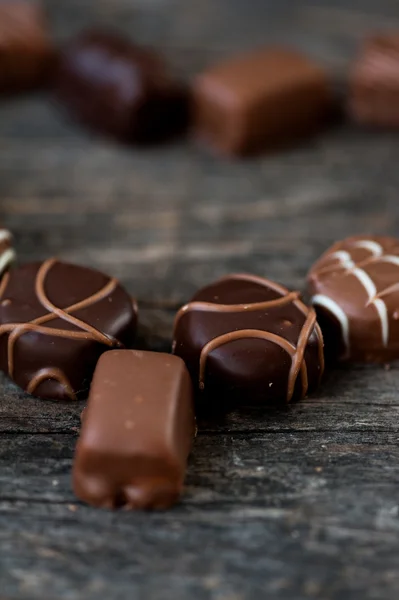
[0,259,138,400]
[0,229,16,277]
[348,34,399,128]
[73,350,196,510]
[0,1,55,93]
[308,235,399,363]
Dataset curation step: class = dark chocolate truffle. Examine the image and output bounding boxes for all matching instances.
[0,259,137,400]
[0,1,54,93]
[73,350,195,510]
[349,34,399,127]
[173,274,324,407]
[193,47,332,156]
[56,30,189,144]
[308,236,399,363]
[0,229,15,277]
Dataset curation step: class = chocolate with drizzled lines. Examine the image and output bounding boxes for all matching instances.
[0,259,137,400]
[308,236,399,363]
[173,273,324,407]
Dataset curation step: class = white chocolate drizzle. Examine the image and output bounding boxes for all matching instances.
[0,229,15,276]
[0,230,12,244]
[311,239,399,352]
[311,294,350,350]
[0,248,16,276]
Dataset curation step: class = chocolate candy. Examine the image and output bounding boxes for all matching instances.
[0,1,54,93]
[308,236,399,363]
[73,350,195,510]
[56,31,189,144]
[173,274,324,407]
[0,229,15,277]
[0,259,137,400]
[193,47,331,156]
[349,35,399,127]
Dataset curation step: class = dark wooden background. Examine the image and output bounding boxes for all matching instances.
[2,1,399,598]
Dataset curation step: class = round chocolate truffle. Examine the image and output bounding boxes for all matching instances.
[173,274,324,407]
[0,229,15,278]
[0,259,137,400]
[308,235,399,362]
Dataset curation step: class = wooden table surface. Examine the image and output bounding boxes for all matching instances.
[2,1,399,598]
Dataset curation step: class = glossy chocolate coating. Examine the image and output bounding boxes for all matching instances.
[308,236,399,363]
[0,259,137,400]
[349,35,399,127]
[0,229,15,277]
[0,1,54,93]
[73,350,195,510]
[173,274,324,408]
[193,47,331,156]
[56,30,189,143]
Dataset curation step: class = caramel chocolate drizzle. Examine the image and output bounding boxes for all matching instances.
[27,368,76,401]
[0,258,122,399]
[174,273,324,402]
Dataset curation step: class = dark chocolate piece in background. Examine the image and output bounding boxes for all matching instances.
[0,1,55,93]
[348,34,399,127]
[192,47,332,156]
[73,350,195,510]
[55,30,189,144]
[0,259,137,400]
[308,236,399,363]
[0,229,15,277]
[173,273,324,410]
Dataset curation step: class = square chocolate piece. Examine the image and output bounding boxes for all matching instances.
[0,1,54,93]
[349,34,399,127]
[193,47,331,156]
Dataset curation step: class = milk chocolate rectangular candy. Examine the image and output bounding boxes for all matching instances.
[73,350,195,510]
[0,1,54,93]
[193,47,332,156]
[349,34,399,127]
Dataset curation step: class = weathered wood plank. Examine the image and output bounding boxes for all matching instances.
[3,430,399,501]
[2,128,399,305]
[2,365,399,434]
[2,0,399,598]
[1,432,399,599]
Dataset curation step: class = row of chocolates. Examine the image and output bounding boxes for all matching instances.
[2,230,399,508]
[3,2,399,155]
[1,231,398,403]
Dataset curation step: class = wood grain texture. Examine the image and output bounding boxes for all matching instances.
[2,0,399,598]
